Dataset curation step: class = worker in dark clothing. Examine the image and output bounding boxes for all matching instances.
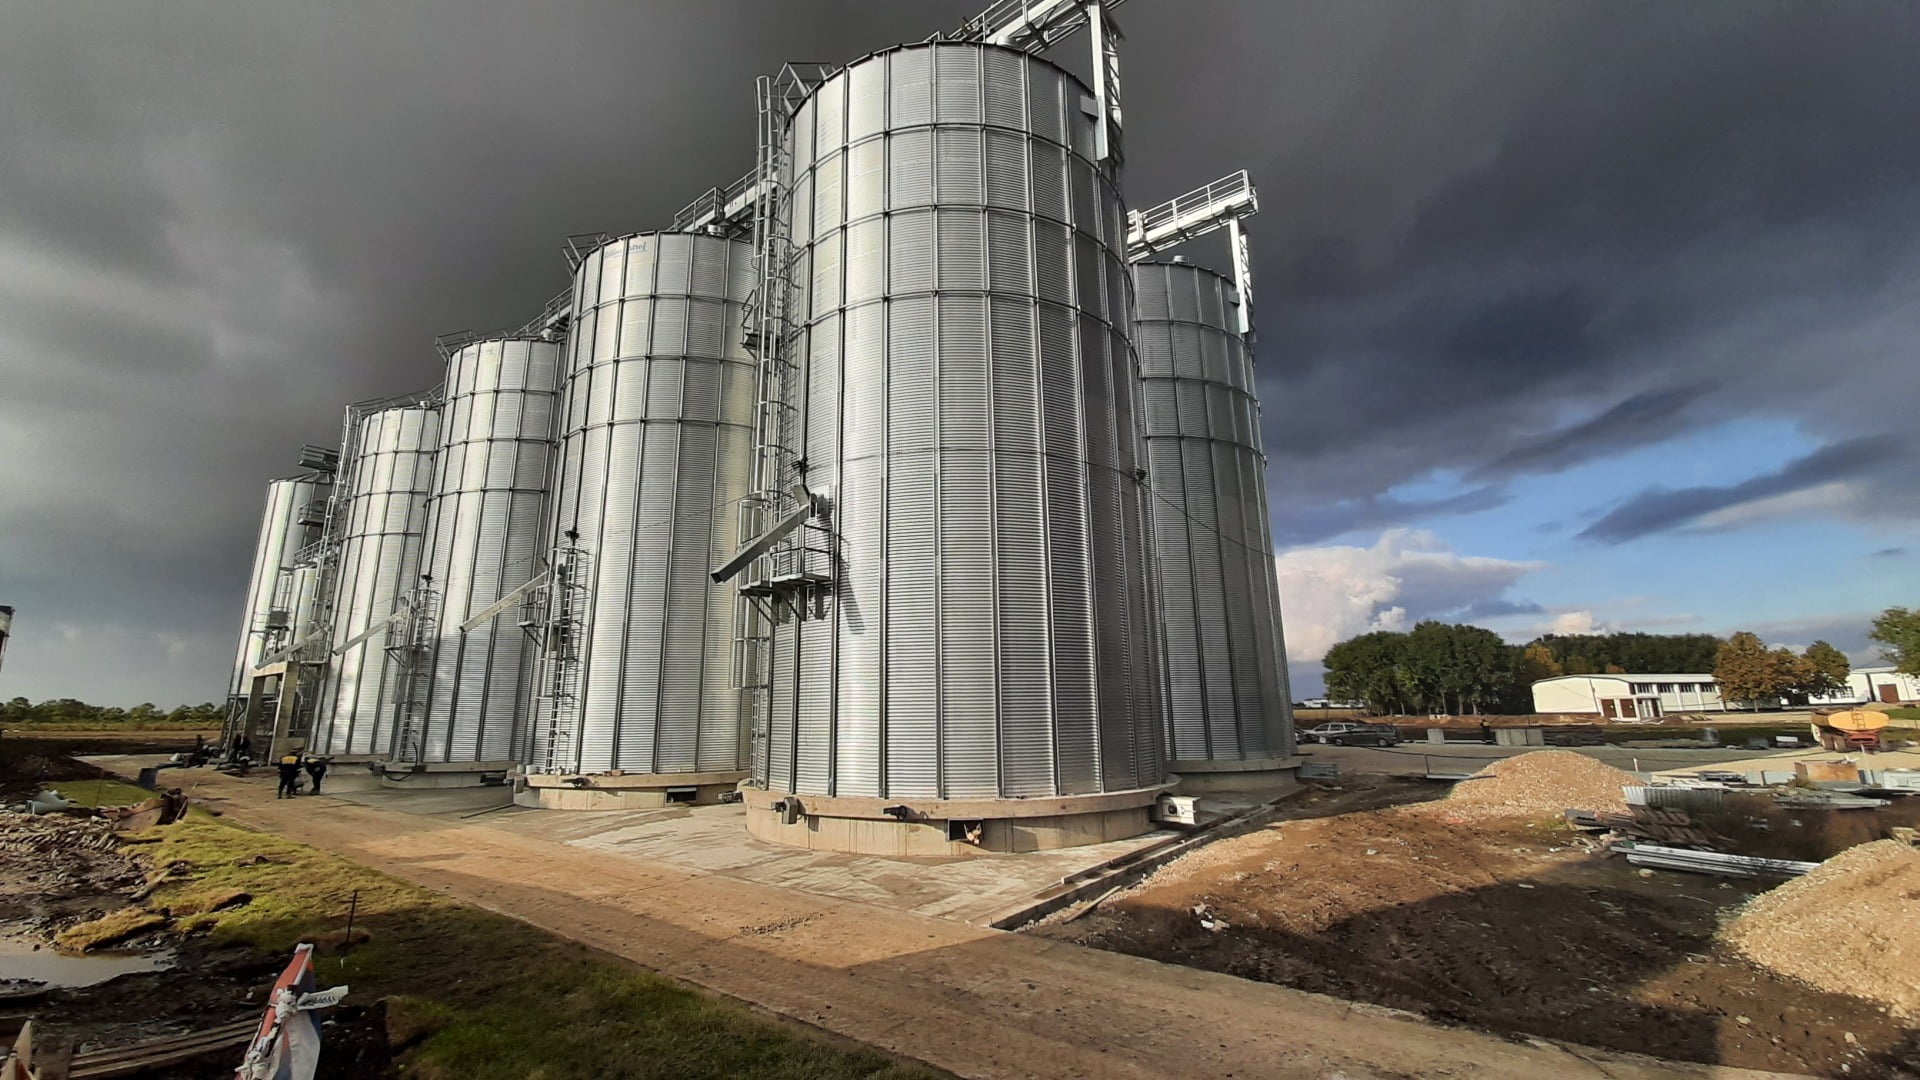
[276,753,302,799]
[304,755,328,796]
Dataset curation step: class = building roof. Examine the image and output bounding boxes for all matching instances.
[1531,673,1719,686]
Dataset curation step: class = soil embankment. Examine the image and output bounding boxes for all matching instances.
[1036,768,1920,1078]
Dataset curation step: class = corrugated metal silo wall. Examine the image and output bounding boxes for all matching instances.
[764,42,1165,799]
[417,338,563,763]
[1134,262,1295,761]
[228,476,329,696]
[315,406,441,755]
[543,232,755,774]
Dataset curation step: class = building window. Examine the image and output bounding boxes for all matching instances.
[1632,683,1656,694]
[1659,683,1678,694]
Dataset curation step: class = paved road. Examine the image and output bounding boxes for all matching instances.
[100,759,1799,1080]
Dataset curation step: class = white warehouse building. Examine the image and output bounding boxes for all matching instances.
[1533,666,1919,718]
[1813,666,1920,707]
[1531,675,1725,719]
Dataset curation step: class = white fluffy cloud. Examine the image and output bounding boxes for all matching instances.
[1275,529,1544,661]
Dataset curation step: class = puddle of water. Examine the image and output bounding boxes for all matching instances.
[0,938,174,989]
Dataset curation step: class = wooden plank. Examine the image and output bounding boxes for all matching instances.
[67,1022,255,1079]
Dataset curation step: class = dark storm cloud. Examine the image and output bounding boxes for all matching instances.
[1471,384,1714,481]
[4,0,1918,702]
[1273,485,1507,547]
[1578,435,1904,544]
[1210,1,1920,530]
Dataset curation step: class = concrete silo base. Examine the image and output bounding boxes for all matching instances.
[514,770,748,810]
[375,761,516,791]
[1168,757,1305,795]
[741,784,1173,856]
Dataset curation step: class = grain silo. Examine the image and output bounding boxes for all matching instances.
[228,475,330,699]
[387,336,563,776]
[519,231,756,809]
[1134,259,1295,788]
[743,42,1167,854]
[312,404,441,757]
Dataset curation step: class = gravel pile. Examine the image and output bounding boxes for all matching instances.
[1722,839,1920,1020]
[1442,750,1634,816]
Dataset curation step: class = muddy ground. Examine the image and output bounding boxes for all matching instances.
[1,735,376,1078]
[1035,778,1920,1078]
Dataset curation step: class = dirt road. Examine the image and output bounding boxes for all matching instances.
[109,764,1805,1080]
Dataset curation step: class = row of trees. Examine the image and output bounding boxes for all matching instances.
[1711,634,1850,709]
[1323,623,1535,716]
[1,698,226,728]
[1325,606,1918,716]
[1526,632,1723,676]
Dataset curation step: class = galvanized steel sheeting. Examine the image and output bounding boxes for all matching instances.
[1134,261,1294,762]
[229,476,329,695]
[545,232,755,774]
[418,338,563,763]
[315,406,441,755]
[765,42,1165,800]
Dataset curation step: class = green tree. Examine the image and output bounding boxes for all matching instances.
[1517,644,1562,683]
[1325,631,1414,715]
[1869,607,1920,677]
[1714,631,1792,710]
[1802,641,1850,697]
[1531,632,1725,673]
[1325,623,1526,716]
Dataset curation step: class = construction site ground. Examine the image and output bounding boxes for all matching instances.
[61,750,1841,1080]
[1300,739,1920,781]
[1034,776,1920,1079]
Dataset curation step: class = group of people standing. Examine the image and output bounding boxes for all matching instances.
[275,752,329,798]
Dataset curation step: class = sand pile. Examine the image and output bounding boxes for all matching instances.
[1722,839,1920,1019]
[1442,750,1634,816]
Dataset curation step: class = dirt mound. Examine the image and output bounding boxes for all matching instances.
[1722,839,1920,1020]
[1441,750,1634,816]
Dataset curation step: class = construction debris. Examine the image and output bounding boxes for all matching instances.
[67,1020,256,1080]
[0,813,118,856]
[1442,750,1635,816]
[1721,839,1920,1020]
[1617,843,1818,879]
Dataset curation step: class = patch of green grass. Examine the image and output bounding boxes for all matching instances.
[56,777,157,807]
[137,815,942,1079]
[55,907,168,951]
[1883,707,1920,722]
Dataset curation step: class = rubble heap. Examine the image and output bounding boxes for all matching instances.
[1442,750,1634,816]
[0,808,142,897]
[1722,839,1920,1020]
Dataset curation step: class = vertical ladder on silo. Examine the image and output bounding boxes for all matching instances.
[732,70,800,781]
[527,545,591,775]
[384,584,438,763]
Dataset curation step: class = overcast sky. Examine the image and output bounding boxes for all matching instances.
[2,1,1916,705]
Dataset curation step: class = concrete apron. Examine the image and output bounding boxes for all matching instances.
[374,760,516,791]
[1168,755,1305,795]
[741,783,1173,856]
[515,770,748,810]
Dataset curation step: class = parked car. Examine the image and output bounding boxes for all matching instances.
[1299,722,1401,747]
